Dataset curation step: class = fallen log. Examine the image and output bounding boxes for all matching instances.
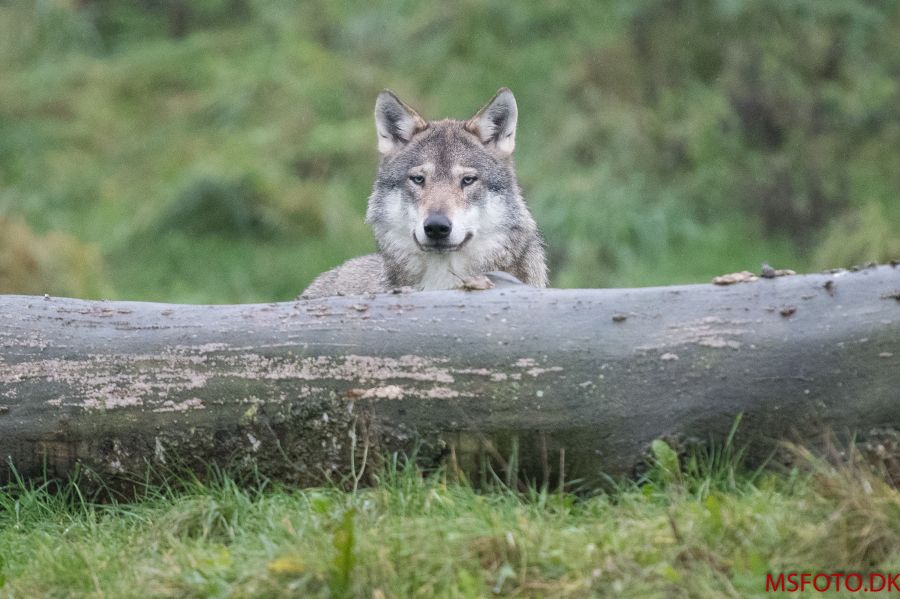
[1,266,898,490]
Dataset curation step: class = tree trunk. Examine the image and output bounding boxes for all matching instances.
[1,266,898,491]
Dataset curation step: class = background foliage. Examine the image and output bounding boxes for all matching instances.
[1,0,898,302]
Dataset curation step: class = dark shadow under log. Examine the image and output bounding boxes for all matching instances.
[1,266,899,490]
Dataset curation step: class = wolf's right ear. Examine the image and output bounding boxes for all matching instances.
[374,90,427,154]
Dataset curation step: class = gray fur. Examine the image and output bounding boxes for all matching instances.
[301,88,547,299]
[300,255,387,298]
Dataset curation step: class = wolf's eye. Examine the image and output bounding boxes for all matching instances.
[461,175,478,187]
[409,175,425,186]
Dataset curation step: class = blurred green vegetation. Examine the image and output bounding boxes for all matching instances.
[1,0,898,302]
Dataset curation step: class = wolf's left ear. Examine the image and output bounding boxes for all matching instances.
[466,88,518,155]
[375,90,427,154]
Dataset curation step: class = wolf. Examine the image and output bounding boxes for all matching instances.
[301,88,547,298]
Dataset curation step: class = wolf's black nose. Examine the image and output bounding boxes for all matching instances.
[423,214,452,240]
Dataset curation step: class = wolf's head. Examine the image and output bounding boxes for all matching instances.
[366,88,545,289]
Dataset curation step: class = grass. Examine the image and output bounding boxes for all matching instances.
[2,443,899,598]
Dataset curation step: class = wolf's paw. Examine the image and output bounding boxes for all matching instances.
[458,275,494,291]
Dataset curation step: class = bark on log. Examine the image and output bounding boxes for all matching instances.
[1,266,899,490]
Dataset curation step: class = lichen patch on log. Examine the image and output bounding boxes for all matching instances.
[155,397,204,412]
[1,347,565,412]
[637,316,750,353]
[348,384,463,400]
